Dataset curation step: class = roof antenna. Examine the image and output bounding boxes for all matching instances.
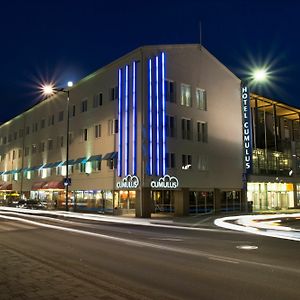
[199,20,202,51]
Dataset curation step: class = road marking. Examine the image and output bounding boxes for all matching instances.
[1,214,300,275]
[149,238,183,242]
[236,245,258,250]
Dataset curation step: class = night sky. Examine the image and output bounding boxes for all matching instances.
[1,0,299,123]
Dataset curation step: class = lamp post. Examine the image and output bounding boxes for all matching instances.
[42,81,73,211]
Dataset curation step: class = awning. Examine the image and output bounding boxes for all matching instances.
[14,169,23,174]
[0,183,12,190]
[102,152,117,160]
[27,164,43,171]
[0,172,3,175]
[2,170,12,175]
[31,181,47,190]
[87,155,102,162]
[61,159,75,166]
[43,181,64,189]
[51,161,62,168]
[42,162,54,169]
[73,157,87,164]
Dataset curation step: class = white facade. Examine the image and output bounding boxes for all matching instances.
[0,44,244,216]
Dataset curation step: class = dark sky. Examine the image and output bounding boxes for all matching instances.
[1,0,299,122]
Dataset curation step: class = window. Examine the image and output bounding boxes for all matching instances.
[196,88,207,110]
[166,153,175,169]
[166,115,176,138]
[31,144,37,154]
[8,134,12,142]
[18,149,22,158]
[32,122,38,133]
[14,132,17,140]
[39,142,45,152]
[48,115,54,126]
[58,111,64,122]
[3,136,7,144]
[181,118,192,140]
[12,150,16,160]
[110,86,118,101]
[40,119,45,129]
[95,124,101,138]
[57,136,64,147]
[165,80,176,102]
[108,119,118,135]
[181,84,191,107]
[92,160,101,171]
[19,129,24,138]
[26,126,30,135]
[107,158,116,169]
[48,139,53,150]
[79,163,86,173]
[72,105,76,117]
[198,155,208,171]
[197,121,208,143]
[82,129,88,141]
[182,154,192,170]
[81,99,88,112]
[25,147,29,157]
[93,93,103,107]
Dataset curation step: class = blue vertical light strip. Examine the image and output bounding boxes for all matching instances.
[161,52,166,175]
[148,59,153,175]
[125,65,129,176]
[155,56,160,176]
[132,61,137,175]
[117,68,122,177]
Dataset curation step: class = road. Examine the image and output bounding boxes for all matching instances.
[0,210,299,300]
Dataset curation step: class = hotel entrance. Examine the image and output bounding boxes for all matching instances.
[152,190,174,213]
[114,190,137,214]
[247,182,295,210]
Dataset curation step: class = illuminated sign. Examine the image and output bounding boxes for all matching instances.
[150,175,179,189]
[116,175,140,189]
[241,86,252,172]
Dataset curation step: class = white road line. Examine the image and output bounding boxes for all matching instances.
[0,214,299,274]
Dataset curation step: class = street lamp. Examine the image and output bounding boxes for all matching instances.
[42,81,73,211]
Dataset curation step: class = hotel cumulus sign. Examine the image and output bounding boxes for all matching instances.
[241,85,253,172]
[151,175,179,189]
[116,175,140,189]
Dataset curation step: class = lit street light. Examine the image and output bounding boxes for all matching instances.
[42,81,73,211]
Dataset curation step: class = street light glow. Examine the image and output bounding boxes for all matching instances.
[42,84,55,95]
[253,69,268,82]
[67,81,73,87]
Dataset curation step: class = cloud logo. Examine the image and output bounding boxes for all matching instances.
[116,175,140,189]
[151,175,179,189]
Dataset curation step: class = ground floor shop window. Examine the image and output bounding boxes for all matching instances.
[189,191,214,214]
[115,190,136,211]
[152,190,174,213]
[221,191,241,212]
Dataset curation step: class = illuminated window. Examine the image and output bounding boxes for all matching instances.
[196,88,207,110]
[93,93,103,107]
[182,154,192,170]
[181,84,191,107]
[108,119,118,135]
[95,124,101,138]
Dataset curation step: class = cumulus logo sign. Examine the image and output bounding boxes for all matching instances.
[151,175,179,189]
[116,175,140,189]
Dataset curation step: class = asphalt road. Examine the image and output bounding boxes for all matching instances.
[0,211,299,300]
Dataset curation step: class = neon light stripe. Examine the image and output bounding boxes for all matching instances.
[148,59,153,175]
[117,68,122,177]
[125,65,129,176]
[132,61,137,175]
[155,56,160,176]
[161,52,166,175]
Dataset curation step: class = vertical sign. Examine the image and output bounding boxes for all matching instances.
[241,85,252,173]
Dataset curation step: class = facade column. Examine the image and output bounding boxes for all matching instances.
[136,188,152,218]
[214,188,221,213]
[174,188,189,217]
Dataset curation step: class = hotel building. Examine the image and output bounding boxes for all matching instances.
[0,44,298,216]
